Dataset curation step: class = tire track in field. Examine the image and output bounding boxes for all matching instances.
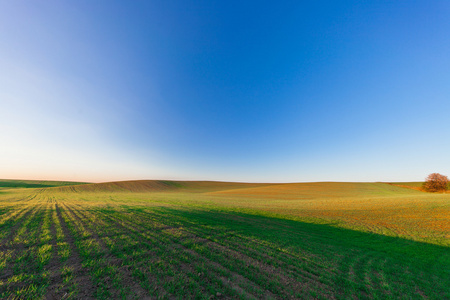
[61,203,152,300]
[337,249,418,299]
[93,207,278,299]
[335,250,388,298]
[355,253,373,296]
[55,203,96,299]
[371,257,404,298]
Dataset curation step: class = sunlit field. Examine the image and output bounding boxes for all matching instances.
[0,180,449,299]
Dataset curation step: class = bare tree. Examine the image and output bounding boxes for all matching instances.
[422,173,449,192]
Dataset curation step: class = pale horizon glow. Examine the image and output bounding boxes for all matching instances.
[1,1,450,183]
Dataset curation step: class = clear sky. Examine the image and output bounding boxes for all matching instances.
[1,1,449,183]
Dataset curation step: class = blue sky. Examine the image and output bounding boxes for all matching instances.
[1,1,449,182]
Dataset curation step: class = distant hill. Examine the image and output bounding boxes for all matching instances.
[387,182,424,191]
[49,180,428,197]
[53,180,270,193]
[206,182,424,199]
[2,179,429,196]
[0,179,88,189]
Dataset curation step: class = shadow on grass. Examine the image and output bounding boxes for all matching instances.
[164,207,448,265]
[121,205,450,298]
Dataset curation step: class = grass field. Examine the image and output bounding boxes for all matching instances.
[0,180,449,299]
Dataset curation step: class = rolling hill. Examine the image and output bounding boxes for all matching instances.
[53,180,272,193]
[1,178,449,299]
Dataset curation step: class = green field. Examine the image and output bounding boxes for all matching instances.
[0,180,449,299]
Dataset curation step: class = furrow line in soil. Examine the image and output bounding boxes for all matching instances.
[0,206,35,249]
[91,208,239,299]
[44,202,72,300]
[118,207,332,297]
[0,205,23,225]
[124,207,330,285]
[61,203,152,299]
[0,204,47,298]
[93,208,274,299]
[184,226,334,287]
[55,202,96,299]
